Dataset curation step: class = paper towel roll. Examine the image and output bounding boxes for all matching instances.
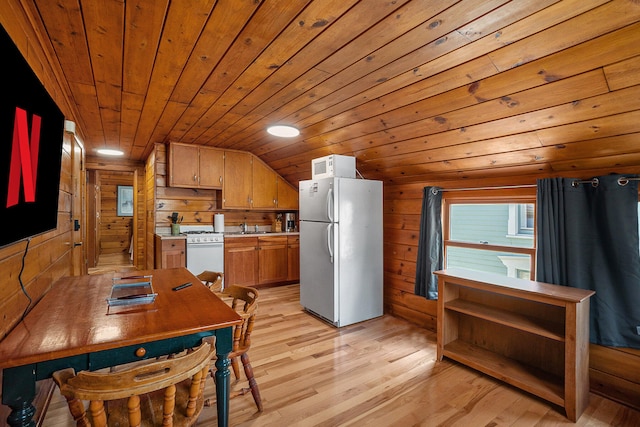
[214,214,225,232]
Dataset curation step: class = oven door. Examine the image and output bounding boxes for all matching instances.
[186,241,224,278]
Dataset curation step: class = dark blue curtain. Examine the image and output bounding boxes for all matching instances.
[415,187,442,299]
[536,175,640,348]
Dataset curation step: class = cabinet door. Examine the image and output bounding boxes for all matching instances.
[198,147,224,189]
[258,237,288,284]
[223,151,252,209]
[160,239,186,268]
[252,159,277,209]
[287,235,299,281]
[277,176,298,209]
[224,238,258,286]
[169,143,199,187]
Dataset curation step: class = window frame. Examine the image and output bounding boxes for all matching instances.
[442,188,537,280]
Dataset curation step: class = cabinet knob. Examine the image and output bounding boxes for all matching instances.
[135,347,146,358]
[193,175,197,181]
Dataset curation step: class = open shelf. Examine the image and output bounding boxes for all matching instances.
[445,299,565,341]
[435,268,595,422]
[443,340,564,406]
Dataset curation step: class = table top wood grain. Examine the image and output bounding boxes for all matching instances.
[0,268,241,369]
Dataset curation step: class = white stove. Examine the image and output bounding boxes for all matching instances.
[180,225,224,276]
[180,225,224,244]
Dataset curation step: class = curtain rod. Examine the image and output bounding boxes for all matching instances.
[571,176,640,188]
[432,184,535,193]
[432,176,640,193]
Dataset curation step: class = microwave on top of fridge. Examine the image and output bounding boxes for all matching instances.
[311,155,356,179]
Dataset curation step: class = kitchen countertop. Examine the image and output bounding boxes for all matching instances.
[155,233,187,240]
[154,231,299,239]
[224,231,299,238]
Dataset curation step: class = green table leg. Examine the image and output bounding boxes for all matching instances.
[2,365,36,427]
[214,327,233,427]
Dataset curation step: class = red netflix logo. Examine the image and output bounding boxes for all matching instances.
[6,107,41,208]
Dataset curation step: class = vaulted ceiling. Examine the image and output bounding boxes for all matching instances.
[4,0,640,186]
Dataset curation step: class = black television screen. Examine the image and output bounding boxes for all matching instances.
[0,24,64,248]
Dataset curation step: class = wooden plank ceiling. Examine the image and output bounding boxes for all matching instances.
[19,0,640,185]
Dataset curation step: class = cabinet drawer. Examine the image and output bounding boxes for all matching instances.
[258,236,287,246]
[161,239,185,251]
[225,237,258,249]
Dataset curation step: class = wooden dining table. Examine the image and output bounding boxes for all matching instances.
[0,267,242,427]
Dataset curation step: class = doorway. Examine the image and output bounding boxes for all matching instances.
[86,169,136,273]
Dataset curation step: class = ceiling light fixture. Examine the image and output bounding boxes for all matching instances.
[267,125,300,138]
[97,148,124,156]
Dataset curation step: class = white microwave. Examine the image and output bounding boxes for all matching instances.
[311,155,356,179]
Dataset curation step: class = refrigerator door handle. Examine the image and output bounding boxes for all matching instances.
[327,223,334,263]
[326,187,334,222]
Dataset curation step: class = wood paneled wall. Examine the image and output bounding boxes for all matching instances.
[0,138,73,340]
[383,170,640,411]
[145,149,157,269]
[0,4,77,341]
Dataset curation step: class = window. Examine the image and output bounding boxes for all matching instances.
[443,190,536,279]
[508,203,534,236]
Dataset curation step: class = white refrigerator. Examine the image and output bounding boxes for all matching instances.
[299,177,383,327]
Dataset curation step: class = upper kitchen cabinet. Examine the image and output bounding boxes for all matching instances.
[252,160,299,210]
[252,158,277,209]
[170,143,297,211]
[223,150,253,209]
[277,176,298,210]
[168,142,223,189]
[223,150,299,211]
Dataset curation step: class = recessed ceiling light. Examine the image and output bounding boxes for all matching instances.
[267,125,300,137]
[97,148,124,156]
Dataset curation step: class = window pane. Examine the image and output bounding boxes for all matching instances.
[519,204,534,234]
[446,246,531,279]
[449,204,534,248]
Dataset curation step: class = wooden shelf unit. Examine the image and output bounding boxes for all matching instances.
[435,269,594,422]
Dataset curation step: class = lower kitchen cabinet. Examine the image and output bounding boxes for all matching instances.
[287,235,299,281]
[154,235,186,269]
[224,234,298,287]
[224,237,258,286]
[258,236,288,284]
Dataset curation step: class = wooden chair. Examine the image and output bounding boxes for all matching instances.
[206,284,263,412]
[197,270,224,293]
[52,341,214,427]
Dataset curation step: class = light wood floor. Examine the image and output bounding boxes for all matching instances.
[43,284,639,426]
[87,252,136,275]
